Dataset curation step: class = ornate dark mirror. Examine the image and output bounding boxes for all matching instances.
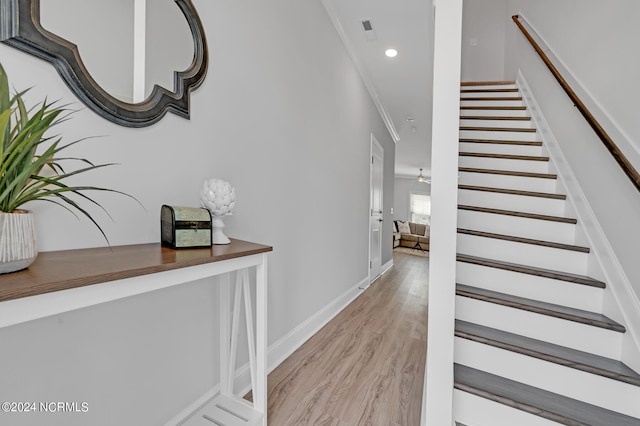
[0,0,208,127]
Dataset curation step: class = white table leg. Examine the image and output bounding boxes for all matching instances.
[255,254,268,424]
[242,268,257,402]
[218,273,231,396]
[228,271,243,394]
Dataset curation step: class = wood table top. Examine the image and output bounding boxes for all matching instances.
[0,239,272,303]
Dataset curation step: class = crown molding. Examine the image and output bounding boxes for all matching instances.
[321,0,400,143]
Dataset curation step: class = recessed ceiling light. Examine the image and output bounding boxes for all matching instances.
[385,48,398,58]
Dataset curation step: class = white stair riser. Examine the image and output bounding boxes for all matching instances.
[460,108,529,118]
[454,389,560,426]
[458,172,557,193]
[460,119,535,129]
[461,84,518,90]
[460,99,524,107]
[456,261,603,312]
[457,209,576,244]
[455,296,623,359]
[455,339,640,418]
[457,233,588,275]
[459,142,543,156]
[459,156,550,173]
[458,189,566,216]
[461,92,521,99]
[460,130,539,141]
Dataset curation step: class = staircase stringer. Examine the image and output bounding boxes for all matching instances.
[517,71,640,373]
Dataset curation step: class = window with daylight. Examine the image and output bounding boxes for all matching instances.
[410,193,431,225]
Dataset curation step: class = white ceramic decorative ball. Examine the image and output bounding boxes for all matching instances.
[200,178,236,217]
[200,178,236,244]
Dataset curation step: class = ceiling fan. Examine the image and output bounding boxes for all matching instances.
[417,168,431,184]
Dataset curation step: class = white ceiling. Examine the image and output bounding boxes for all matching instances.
[322,0,434,180]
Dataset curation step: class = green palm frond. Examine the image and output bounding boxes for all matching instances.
[0,63,137,244]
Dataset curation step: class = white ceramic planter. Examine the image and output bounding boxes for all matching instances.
[0,210,37,274]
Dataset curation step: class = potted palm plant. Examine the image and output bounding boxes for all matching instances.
[0,63,132,274]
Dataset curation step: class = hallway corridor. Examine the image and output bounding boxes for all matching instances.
[266,252,429,425]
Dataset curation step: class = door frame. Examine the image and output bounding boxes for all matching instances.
[366,134,384,288]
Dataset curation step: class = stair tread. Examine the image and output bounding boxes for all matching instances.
[459,167,557,179]
[459,152,548,161]
[457,228,589,253]
[459,138,542,146]
[461,89,520,93]
[461,80,516,86]
[458,205,577,224]
[460,106,527,110]
[456,254,605,288]
[458,184,566,200]
[455,320,640,387]
[454,364,640,426]
[460,115,531,121]
[461,97,523,101]
[456,284,625,332]
[460,126,537,133]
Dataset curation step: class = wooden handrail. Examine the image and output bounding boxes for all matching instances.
[512,15,640,192]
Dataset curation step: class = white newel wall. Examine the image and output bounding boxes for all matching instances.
[0,0,395,425]
[423,0,462,425]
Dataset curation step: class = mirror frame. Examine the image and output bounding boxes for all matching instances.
[0,0,208,127]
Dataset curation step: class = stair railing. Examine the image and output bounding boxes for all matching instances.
[512,15,640,192]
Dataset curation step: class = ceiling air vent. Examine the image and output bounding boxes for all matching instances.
[361,19,377,41]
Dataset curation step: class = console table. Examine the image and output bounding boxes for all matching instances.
[0,239,272,426]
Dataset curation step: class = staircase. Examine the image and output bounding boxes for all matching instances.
[453,81,640,425]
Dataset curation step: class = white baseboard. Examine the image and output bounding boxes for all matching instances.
[363,259,394,290]
[517,71,640,372]
[264,276,367,374]
[382,258,394,275]
[166,276,367,425]
[232,278,366,396]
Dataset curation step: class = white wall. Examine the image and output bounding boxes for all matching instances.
[505,0,640,155]
[460,0,508,82]
[394,177,431,222]
[504,0,640,297]
[0,0,394,424]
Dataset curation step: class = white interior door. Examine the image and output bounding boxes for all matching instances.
[369,135,384,285]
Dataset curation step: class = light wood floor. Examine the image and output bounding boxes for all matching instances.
[266,252,429,425]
